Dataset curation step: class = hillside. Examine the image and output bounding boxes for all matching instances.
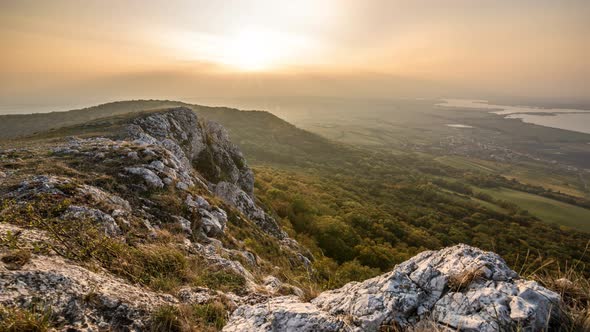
[0,100,349,167]
[1,103,589,330]
[0,108,316,330]
[196,107,352,167]
[0,100,190,139]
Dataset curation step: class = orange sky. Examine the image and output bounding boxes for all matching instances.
[1,0,589,107]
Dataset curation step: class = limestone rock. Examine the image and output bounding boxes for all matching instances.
[202,121,254,196]
[124,108,286,239]
[184,194,228,237]
[223,296,344,332]
[8,175,70,199]
[199,208,226,237]
[77,184,131,215]
[61,205,121,237]
[215,181,286,239]
[0,251,176,331]
[124,167,164,189]
[225,245,561,332]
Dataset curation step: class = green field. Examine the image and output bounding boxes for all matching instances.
[478,187,590,232]
[435,155,505,174]
[436,155,589,198]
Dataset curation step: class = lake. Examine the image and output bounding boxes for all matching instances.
[438,99,590,134]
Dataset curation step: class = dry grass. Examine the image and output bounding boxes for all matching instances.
[514,243,590,331]
[0,248,31,270]
[447,266,488,292]
[150,300,231,332]
[0,305,54,332]
[531,268,590,331]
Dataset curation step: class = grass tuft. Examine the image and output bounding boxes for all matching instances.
[1,248,31,270]
[150,301,229,332]
[0,305,54,332]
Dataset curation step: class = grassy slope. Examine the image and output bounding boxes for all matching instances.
[196,107,351,167]
[478,187,590,232]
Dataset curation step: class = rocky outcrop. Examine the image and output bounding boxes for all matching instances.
[125,108,251,195]
[0,224,177,331]
[184,193,228,237]
[125,107,283,238]
[214,182,287,239]
[203,121,254,197]
[224,245,561,332]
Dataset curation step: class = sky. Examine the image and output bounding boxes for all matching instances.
[1,0,589,111]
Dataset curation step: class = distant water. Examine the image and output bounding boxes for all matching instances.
[446,124,473,128]
[439,99,590,134]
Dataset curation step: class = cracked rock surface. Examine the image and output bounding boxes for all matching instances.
[224,244,560,332]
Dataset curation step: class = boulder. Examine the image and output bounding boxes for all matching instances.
[61,205,121,237]
[224,245,561,332]
[199,208,226,237]
[124,167,164,189]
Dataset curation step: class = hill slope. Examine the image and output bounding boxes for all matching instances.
[0,107,573,331]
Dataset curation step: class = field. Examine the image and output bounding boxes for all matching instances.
[478,187,590,232]
[436,155,590,198]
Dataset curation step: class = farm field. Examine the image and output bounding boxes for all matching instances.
[478,187,590,232]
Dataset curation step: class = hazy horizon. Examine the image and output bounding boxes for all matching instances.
[1,0,589,111]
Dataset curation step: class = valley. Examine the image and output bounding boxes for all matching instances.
[1,100,589,330]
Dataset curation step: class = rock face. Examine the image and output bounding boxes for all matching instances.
[126,107,284,237]
[214,182,287,239]
[224,245,561,332]
[0,107,308,330]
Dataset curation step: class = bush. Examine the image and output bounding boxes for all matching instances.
[329,260,380,289]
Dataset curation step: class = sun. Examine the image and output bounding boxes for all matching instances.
[219,29,286,71]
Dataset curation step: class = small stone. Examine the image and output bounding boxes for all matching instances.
[176,181,190,191]
[149,160,165,171]
[173,216,192,234]
[124,167,164,189]
[127,151,139,160]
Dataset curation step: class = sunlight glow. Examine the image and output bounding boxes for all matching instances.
[218,29,294,71]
